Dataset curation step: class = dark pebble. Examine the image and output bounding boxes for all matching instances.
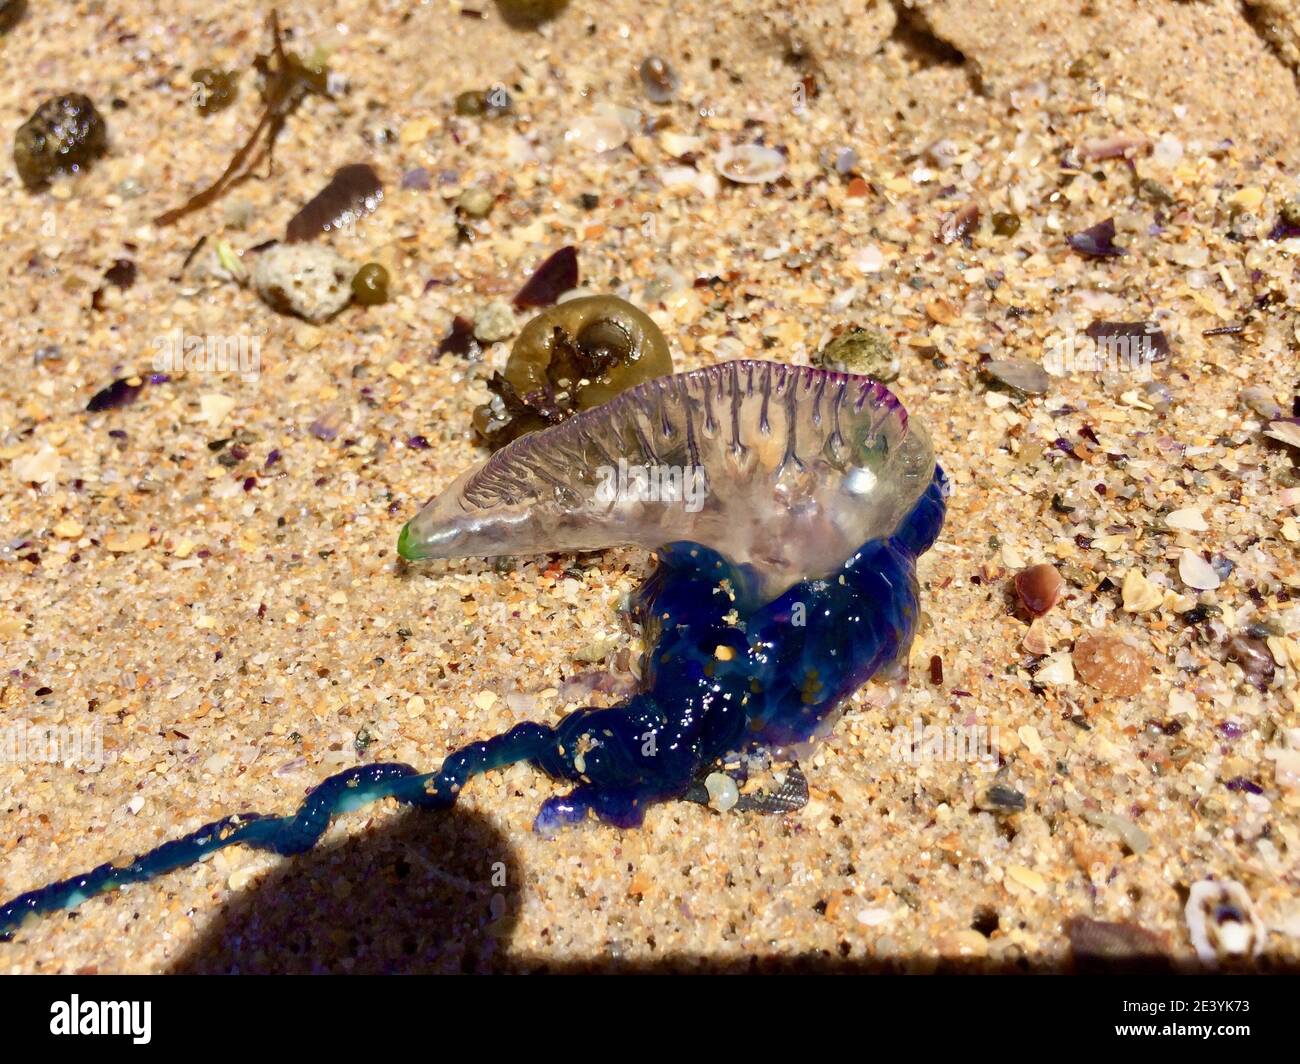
[14,93,108,189]
[979,784,1026,812]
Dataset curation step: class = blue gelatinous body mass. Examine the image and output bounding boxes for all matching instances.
[530,465,946,834]
[0,362,945,939]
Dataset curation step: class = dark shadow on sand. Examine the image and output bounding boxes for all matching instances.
[169,800,1300,974]
[170,806,519,974]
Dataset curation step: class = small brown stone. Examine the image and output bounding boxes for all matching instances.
[924,297,958,324]
[1066,917,1169,972]
[1072,630,1150,696]
[1014,562,1064,617]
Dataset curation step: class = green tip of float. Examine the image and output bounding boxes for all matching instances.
[397,521,418,561]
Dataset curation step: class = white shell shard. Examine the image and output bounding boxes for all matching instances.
[713,142,787,185]
[1185,879,1265,967]
[400,360,936,601]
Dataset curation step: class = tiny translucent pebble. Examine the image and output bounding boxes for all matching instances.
[1170,244,1208,267]
[1178,548,1221,590]
[1223,634,1273,688]
[473,301,517,343]
[853,245,884,272]
[457,186,494,217]
[984,358,1050,395]
[1152,134,1184,167]
[638,56,678,104]
[1142,380,1172,410]
[1241,386,1283,420]
[565,112,628,154]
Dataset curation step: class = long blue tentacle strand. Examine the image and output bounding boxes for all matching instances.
[0,723,554,939]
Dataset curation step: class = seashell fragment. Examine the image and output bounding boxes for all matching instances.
[659,165,719,198]
[565,110,630,154]
[1014,562,1064,616]
[1185,879,1265,967]
[1121,568,1164,613]
[713,142,787,185]
[252,243,357,323]
[1178,548,1221,591]
[1072,630,1149,695]
[984,358,1050,396]
[1264,419,1300,449]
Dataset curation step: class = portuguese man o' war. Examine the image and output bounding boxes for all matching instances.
[0,360,945,940]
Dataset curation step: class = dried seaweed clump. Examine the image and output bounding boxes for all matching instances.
[156,11,332,226]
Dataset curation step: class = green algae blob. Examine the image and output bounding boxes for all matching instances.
[473,295,672,450]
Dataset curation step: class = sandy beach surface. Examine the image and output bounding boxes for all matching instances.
[1,0,1298,971]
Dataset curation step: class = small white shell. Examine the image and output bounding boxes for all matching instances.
[1185,879,1265,967]
[713,142,787,185]
[1265,419,1300,449]
[658,130,704,158]
[1178,548,1221,591]
[564,111,629,154]
[1165,507,1208,532]
[659,165,718,198]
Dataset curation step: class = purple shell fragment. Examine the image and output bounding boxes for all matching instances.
[1085,321,1170,362]
[1068,218,1126,258]
[86,373,167,412]
[513,246,579,308]
[400,167,431,191]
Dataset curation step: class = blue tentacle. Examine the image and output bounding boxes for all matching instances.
[0,469,946,940]
[0,722,554,939]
